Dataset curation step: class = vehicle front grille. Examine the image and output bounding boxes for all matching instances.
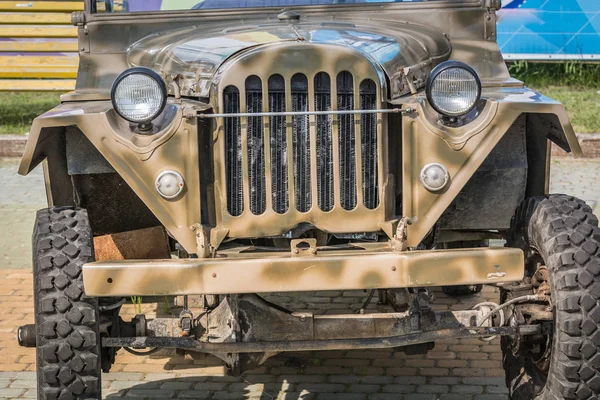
[223,86,243,217]
[220,70,381,230]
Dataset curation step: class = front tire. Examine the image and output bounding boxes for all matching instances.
[502,195,600,399]
[33,207,101,400]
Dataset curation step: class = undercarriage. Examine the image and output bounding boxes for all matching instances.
[19,284,550,375]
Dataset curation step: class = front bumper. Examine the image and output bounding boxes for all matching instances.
[82,246,523,296]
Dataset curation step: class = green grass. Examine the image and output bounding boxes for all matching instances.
[0,62,599,134]
[509,62,600,133]
[508,61,600,88]
[0,92,63,135]
[531,86,600,134]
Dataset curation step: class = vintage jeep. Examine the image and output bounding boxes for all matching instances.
[15,0,600,399]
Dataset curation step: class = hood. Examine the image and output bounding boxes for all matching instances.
[128,20,451,99]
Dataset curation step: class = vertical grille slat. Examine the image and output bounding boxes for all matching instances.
[223,72,380,218]
[337,71,357,211]
[268,75,289,214]
[314,72,334,212]
[360,79,379,210]
[224,85,243,217]
[246,76,266,215]
[292,73,311,213]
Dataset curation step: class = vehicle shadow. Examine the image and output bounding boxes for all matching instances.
[105,348,403,399]
[106,287,501,398]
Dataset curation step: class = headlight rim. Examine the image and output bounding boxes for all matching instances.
[425,60,482,118]
[111,67,168,124]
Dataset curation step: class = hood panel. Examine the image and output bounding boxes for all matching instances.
[129,20,451,99]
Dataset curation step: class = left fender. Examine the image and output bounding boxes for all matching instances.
[400,87,582,247]
[19,100,208,253]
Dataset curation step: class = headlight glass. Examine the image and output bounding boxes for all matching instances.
[112,68,167,123]
[426,62,481,117]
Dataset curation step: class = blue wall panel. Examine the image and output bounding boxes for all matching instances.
[498,0,600,60]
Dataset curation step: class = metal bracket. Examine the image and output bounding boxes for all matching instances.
[390,217,409,252]
[191,224,212,258]
[386,288,411,312]
[179,308,194,337]
[291,239,317,256]
[71,11,86,26]
[170,74,183,100]
[132,315,147,347]
[484,0,500,40]
[485,0,502,10]
[402,66,427,95]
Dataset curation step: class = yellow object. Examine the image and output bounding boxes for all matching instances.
[0,56,78,78]
[0,79,76,91]
[0,1,83,12]
[0,39,78,52]
[0,0,80,90]
[0,12,73,24]
[0,26,77,38]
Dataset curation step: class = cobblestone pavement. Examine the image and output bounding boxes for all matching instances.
[0,156,599,399]
[0,271,510,400]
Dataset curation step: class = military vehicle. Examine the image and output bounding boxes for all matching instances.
[16,0,600,398]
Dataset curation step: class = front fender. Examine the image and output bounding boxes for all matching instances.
[399,87,582,247]
[19,100,209,253]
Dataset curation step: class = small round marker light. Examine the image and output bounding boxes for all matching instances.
[420,163,450,193]
[155,170,184,199]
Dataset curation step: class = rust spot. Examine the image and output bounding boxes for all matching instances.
[93,226,170,261]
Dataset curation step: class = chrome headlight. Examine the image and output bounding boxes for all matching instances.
[111,67,167,123]
[425,61,482,117]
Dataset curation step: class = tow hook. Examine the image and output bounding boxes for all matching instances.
[17,324,36,348]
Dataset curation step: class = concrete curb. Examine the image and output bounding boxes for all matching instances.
[0,135,27,158]
[2,133,600,158]
[563,133,600,158]
[551,133,600,158]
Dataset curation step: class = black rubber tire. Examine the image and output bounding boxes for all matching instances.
[442,285,483,296]
[33,207,101,400]
[502,195,600,399]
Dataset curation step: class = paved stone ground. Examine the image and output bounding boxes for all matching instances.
[0,156,599,399]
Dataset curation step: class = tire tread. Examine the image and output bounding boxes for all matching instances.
[504,195,600,400]
[33,207,101,400]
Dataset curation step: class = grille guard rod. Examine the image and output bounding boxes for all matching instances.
[198,107,414,118]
